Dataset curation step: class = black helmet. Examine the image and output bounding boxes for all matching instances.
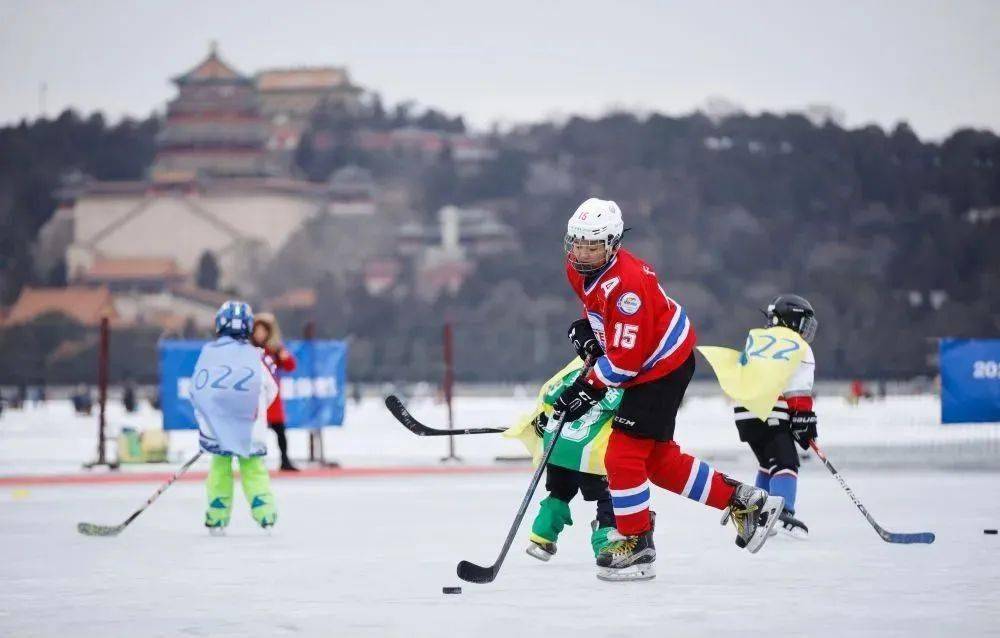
[765,294,818,343]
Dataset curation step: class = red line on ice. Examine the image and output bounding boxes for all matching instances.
[0,464,530,487]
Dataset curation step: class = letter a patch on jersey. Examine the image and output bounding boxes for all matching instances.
[601,277,620,298]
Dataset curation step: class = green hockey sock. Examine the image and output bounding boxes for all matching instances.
[591,525,618,558]
[205,454,234,527]
[530,496,573,544]
[238,456,277,528]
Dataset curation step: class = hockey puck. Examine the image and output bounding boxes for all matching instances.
[985,529,998,535]
[442,586,463,594]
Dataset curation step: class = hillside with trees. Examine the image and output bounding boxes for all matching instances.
[1,103,997,383]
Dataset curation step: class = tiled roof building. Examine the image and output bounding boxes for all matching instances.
[3,286,116,327]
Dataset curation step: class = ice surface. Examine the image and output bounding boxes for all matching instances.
[2,466,998,637]
[2,396,999,636]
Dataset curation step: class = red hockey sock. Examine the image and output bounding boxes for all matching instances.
[646,440,735,510]
[605,430,655,535]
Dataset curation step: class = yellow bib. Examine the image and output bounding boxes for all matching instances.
[503,358,611,475]
[503,358,582,466]
[697,326,808,421]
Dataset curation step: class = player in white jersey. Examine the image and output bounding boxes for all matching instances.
[190,301,279,534]
[732,295,818,538]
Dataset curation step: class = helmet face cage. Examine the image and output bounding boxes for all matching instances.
[564,233,621,275]
[797,315,818,343]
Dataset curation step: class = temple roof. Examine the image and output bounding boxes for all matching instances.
[173,43,248,85]
[256,67,353,92]
[3,286,116,327]
[83,257,184,282]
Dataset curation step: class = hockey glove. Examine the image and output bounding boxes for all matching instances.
[532,413,549,438]
[789,410,818,450]
[568,319,604,362]
[552,377,606,424]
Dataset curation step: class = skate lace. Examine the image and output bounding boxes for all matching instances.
[727,504,758,537]
[609,537,639,557]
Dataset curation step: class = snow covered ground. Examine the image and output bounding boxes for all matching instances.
[1,396,999,636]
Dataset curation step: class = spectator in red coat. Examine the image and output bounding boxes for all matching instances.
[252,313,299,471]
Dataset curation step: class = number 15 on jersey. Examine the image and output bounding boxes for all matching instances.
[613,323,638,349]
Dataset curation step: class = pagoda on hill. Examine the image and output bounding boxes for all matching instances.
[152,43,269,179]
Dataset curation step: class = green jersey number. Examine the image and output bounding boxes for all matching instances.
[555,409,600,442]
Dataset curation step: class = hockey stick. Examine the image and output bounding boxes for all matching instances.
[809,440,935,544]
[457,358,596,583]
[384,395,506,436]
[77,451,204,537]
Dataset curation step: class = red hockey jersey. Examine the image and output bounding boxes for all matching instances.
[566,249,695,389]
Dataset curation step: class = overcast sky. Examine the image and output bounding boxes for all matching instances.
[1,1,997,140]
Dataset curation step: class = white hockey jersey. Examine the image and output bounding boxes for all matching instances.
[190,336,278,457]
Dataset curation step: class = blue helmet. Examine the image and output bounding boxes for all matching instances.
[215,300,254,340]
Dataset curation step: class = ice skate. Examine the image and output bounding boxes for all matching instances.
[526,534,557,561]
[205,519,227,537]
[596,529,656,581]
[255,507,277,530]
[527,496,571,562]
[721,484,783,553]
[777,509,809,539]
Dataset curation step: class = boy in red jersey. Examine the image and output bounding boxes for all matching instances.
[553,198,784,581]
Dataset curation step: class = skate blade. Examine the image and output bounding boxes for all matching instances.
[596,564,656,582]
[526,545,553,562]
[747,495,785,554]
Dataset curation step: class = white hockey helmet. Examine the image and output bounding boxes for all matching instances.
[564,198,625,274]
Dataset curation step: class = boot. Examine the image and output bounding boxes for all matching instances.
[525,496,572,562]
[778,508,809,539]
[720,484,783,553]
[205,454,233,531]
[238,456,277,529]
[591,511,655,558]
[595,529,656,581]
[526,534,557,561]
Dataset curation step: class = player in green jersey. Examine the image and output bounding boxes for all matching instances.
[506,359,622,561]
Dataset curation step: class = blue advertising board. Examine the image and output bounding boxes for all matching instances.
[940,338,1000,424]
[159,339,349,430]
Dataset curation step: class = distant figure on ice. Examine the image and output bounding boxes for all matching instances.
[848,379,873,405]
[557,197,783,581]
[190,301,279,534]
[122,378,138,413]
[699,294,820,539]
[72,385,93,415]
[251,312,299,472]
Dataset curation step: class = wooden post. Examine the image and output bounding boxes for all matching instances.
[441,322,461,462]
[98,315,108,463]
[304,320,318,464]
[84,315,118,469]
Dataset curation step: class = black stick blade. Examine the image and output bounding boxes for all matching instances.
[77,522,123,537]
[457,560,497,584]
[384,395,426,435]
